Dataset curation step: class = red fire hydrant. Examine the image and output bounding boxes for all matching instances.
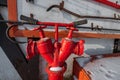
[26,20,87,80]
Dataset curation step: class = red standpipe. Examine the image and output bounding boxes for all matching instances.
[36,26,54,65]
[46,63,67,80]
[52,24,60,67]
[58,28,84,66]
[26,26,54,64]
[59,38,75,66]
[37,38,54,64]
[94,0,120,9]
[26,20,87,80]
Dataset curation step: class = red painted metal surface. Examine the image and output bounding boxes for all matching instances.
[46,64,67,80]
[37,38,54,64]
[26,20,86,80]
[74,40,85,56]
[47,69,64,80]
[52,24,60,67]
[94,0,120,9]
[33,26,46,38]
[37,22,74,28]
[58,28,84,66]
[59,38,75,65]
[67,27,78,39]
[26,39,37,59]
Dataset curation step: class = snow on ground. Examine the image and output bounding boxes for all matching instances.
[83,57,120,80]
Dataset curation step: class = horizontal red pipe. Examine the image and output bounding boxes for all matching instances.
[37,22,73,27]
[94,0,120,9]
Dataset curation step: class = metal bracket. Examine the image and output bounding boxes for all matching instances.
[47,1,120,21]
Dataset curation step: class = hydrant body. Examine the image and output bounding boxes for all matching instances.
[37,37,54,64]
[26,33,85,80]
[59,38,75,64]
[46,65,66,80]
[25,19,87,80]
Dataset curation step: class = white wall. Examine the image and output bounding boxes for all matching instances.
[18,0,120,55]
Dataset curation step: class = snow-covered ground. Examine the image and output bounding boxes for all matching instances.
[85,57,120,80]
[76,56,120,80]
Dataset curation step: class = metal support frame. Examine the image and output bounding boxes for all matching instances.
[6,0,39,80]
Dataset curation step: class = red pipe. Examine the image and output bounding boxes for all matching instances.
[39,29,45,38]
[37,22,74,28]
[46,63,67,80]
[37,38,54,64]
[25,20,87,80]
[33,26,46,38]
[67,27,78,39]
[55,24,59,42]
[94,0,120,9]
[52,24,59,67]
[59,38,75,65]
[67,29,73,39]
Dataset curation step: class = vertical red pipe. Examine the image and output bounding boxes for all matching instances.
[55,24,59,42]
[52,24,59,67]
[46,64,66,80]
[39,29,45,38]
[67,29,73,39]
[47,70,64,80]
